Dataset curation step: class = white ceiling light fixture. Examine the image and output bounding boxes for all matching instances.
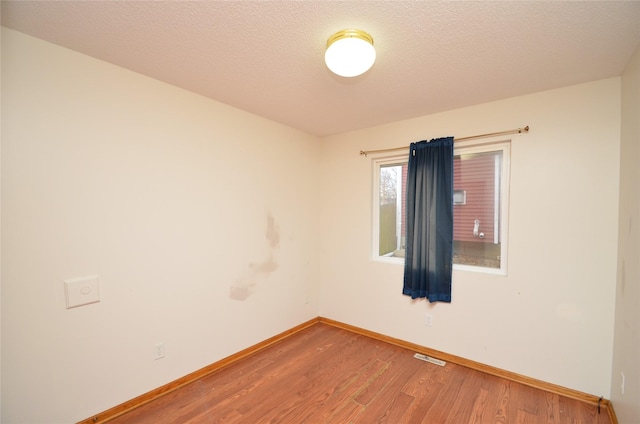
[325,29,376,77]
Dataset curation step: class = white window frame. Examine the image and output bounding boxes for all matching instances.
[372,155,408,264]
[371,139,511,275]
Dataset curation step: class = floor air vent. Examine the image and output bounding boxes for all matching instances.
[413,353,446,366]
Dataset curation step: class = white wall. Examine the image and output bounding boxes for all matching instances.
[319,78,621,398]
[610,44,640,423]
[1,28,321,423]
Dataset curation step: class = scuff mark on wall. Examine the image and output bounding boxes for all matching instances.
[230,211,281,300]
[229,283,253,301]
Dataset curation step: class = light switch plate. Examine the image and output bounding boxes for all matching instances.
[64,276,100,309]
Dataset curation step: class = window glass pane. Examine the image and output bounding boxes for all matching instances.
[379,164,406,257]
[453,150,502,269]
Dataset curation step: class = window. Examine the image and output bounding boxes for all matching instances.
[372,141,510,274]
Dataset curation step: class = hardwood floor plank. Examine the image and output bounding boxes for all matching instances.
[352,358,397,405]
[491,379,512,423]
[352,354,423,422]
[397,379,444,423]
[444,368,487,423]
[325,400,364,424]
[467,387,490,424]
[400,360,448,396]
[221,328,386,423]
[280,339,395,423]
[416,364,469,423]
[510,379,546,419]
[515,408,538,424]
[363,391,416,424]
[544,392,562,424]
[475,372,508,424]
[221,329,362,422]
[395,361,448,423]
[290,358,390,423]
[104,323,612,424]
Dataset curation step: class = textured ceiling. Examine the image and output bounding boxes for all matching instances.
[2,1,639,137]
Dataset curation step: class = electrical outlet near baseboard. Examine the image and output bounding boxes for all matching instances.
[425,313,433,327]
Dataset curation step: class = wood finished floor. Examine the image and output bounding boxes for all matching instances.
[108,323,610,424]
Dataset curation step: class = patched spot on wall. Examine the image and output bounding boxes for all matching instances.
[250,254,279,275]
[229,284,252,301]
[229,212,281,300]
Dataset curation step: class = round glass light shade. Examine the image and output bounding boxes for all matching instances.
[325,29,376,77]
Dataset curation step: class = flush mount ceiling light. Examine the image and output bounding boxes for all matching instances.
[325,29,376,77]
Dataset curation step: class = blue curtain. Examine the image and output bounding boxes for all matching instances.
[402,137,454,302]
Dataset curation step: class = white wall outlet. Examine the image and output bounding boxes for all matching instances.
[621,372,625,394]
[64,276,100,309]
[154,343,166,360]
[425,313,433,327]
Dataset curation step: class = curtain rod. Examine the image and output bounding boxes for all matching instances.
[359,126,529,157]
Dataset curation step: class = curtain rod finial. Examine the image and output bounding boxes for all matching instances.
[360,150,368,157]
